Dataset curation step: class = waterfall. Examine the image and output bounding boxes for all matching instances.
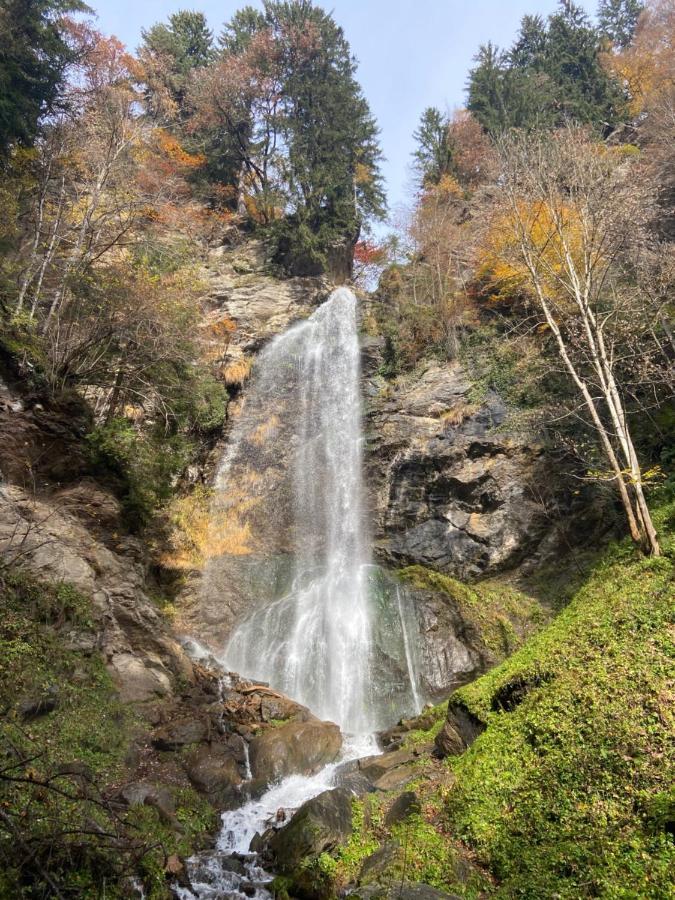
[206,287,422,733]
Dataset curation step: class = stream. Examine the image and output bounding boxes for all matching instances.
[175,734,379,900]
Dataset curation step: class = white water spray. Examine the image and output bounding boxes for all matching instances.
[178,290,424,898]
[219,288,421,731]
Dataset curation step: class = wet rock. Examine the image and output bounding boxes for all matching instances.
[249,719,341,783]
[268,787,352,872]
[339,772,377,796]
[183,744,243,808]
[385,791,421,826]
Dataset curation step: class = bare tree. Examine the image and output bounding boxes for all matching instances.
[494,126,669,555]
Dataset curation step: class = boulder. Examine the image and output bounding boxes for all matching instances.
[434,701,486,759]
[183,744,243,808]
[358,842,404,884]
[108,653,172,703]
[434,722,465,758]
[249,719,341,783]
[119,781,179,828]
[18,686,59,720]
[385,791,421,826]
[152,718,208,751]
[268,787,352,872]
[358,748,417,781]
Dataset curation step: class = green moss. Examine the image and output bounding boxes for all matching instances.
[325,502,674,898]
[442,501,675,897]
[128,789,217,899]
[0,570,216,899]
[401,702,448,748]
[398,566,547,659]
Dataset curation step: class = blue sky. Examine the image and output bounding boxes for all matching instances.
[92,0,592,221]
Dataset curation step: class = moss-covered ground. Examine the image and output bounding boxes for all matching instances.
[320,499,675,898]
[0,570,216,899]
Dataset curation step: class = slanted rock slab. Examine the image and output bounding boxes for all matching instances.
[268,787,352,872]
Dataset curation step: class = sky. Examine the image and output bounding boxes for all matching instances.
[91,0,592,223]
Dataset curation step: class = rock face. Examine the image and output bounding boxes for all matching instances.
[0,482,192,703]
[180,237,331,642]
[363,356,563,580]
[199,237,329,375]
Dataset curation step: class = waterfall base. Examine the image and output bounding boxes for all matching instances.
[175,735,379,900]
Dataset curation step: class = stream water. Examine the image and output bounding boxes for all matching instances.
[178,290,424,898]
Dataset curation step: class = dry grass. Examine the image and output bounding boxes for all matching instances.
[249,414,280,447]
[440,402,480,426]
[220,356,252,386]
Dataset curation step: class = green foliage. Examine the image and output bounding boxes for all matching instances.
[141,10,215,112]
[412,107,454,188]
[211,0,386,273]
[86,418,192,530]
[0,569,217,898]
[443,507,675,896]
[0,0,89,155]
[467,1,628,134]
[322,506,674,898]
[598,0,645,49]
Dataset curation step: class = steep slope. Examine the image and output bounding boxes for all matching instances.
[288,500,673,899]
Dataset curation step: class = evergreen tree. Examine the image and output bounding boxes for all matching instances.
[467,43,510,134]
[412,107,453,187]
[508,14,548,69]
[467,1,627,134]
[219,6,266,54]
[0,0,87,156]
[266,1,385,235]
[140,11,214,114]
[545,0,626,128]
[598,0,645,48]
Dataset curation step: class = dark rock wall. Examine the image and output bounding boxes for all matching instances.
[362,348,566,580]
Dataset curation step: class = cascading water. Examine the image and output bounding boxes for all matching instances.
[178,289,424,899]
[222,288,380,732]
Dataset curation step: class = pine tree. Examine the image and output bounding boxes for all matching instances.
[412,107,453,187]
[545,0,627,128]
[249,0,386,271]
[467,43,510,134]
[598,0,645,49]
[140,11,214,114]
[508,14,548,69]
[219,6,267,54]
[0,0,87,156]
[467,1,628,134]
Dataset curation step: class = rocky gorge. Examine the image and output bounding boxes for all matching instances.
[0,230,670,900]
